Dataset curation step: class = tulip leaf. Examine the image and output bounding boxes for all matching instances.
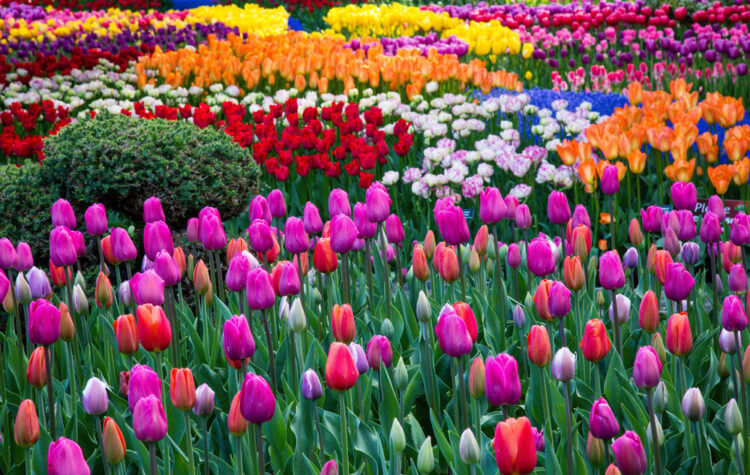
[397,291,419,345]
[429,409,454,465]
[352,419,387,475]
[291,398,315,455]
[265,401,293,471]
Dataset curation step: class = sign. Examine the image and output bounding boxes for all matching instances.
[695,198,747,224]
[463,209,475,220]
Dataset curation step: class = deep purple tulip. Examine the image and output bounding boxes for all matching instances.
[154,250,181,287]
[599,251,625,290]
[722,294,748,331]
[547,191,571,225]
[527,238,555,277]
[223,314,255,361]
[589,397,619,440]
[143,196,166,224]
[129,270,165,306]
[49,226,77,268]
[249,195,272,224]
[329,188,352,219]
[479,187,506,224]
[548,281,571,318]
[671,182,697,211]
[434,309,473,357]
[485,353,520,406]
[365,183,390,223]
[133,395,168,442]
[84,203,108,236]
[267,189,286,219]
[128,364,161,412]
[330,214,358,254]
[143,221,173,262]
[284,217,309,254]
[303,202,323,235]
[240,373,276,425]
[700,212,722,243]
[663,262,694,301]
[246,268,275,310]
[248,219,274,253]
[28,298,61,346]
[51,198,76,229]
[349,342,369,374]
[611,431,647,475]
[15,242,33,271]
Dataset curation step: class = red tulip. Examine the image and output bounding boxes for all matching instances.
[136,304,171,353]
[325,342,359,391]
[493,416,537,475]
[26,346,47,388]
[527,325,551,367]
[332,304,356,343]
[666,312,693,356]
[580,319,611,362]
[170,368,196,411]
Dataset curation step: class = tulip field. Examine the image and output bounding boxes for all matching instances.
[4,1,750,475]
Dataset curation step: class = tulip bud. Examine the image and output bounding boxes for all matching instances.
[512,304,526,328]
[380,320,394,342]
[394,357,408,390]
[170,368,196,411]
[193,260,210,295]
[681,387,705,421]
[726,398,744,435]
[551,347,576,382]
[71,284,88,315]
[193,383,215,417]
[633,345,663,389]
[743,345,750,383]
[629,218,644,247]
[459,429,480,464]
[596,290,605,308]
[289,298,306,332]
[417,437,434,474]
[468,357,485,398]
[527,325,551,367]
[563,256,585,291]
[102,417,126,465]
[301,369,323,400]
[58,302,75,342]
[113,314,138,355]
[2,285,14,313]
[118,281,132,308]
[587,433,605,466]
[390,419,406,453]
[653,381,668,413]
[14,400,40,448]
[26,347,47,388]
[82,377,109,415]
[15,272,30,305]
[278,298,289,323]
[651,332,667,365]
[647,419,664,447]
[95,272,113,309]
[320,460,338,475]
[638,290,659,333]
[719,353,730,379]
[720,329,738,354]
[416,291,431,322]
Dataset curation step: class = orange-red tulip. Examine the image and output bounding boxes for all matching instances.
[666,312,693,357]
[170,368,197,411]
[113,314,139,355]
[493,416,537,475]
[580,319,611,362]
[136,304,171,353]
[332,303,356,344]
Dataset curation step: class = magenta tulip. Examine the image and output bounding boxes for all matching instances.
[143,221,173,261]
[729,263,748,293]
[199,212,227,251]
[600,165,620,195]
[731,213,750,246]
[547,191,571,225]
[226,254,252,292]
[246,268,275,310]
[385,214,405,244]
[599,251,625,290]
[284,217,309,254]
[129,270,165,306]
[143,197,165,224]
[589,397,619,440]
[303,202,323,235]
[0,238,16,269]
[240,373,276,424]
[28,298,61,346]
[133,395,168,442]
[504,195,519,220]
[366,335,393,370]
[111,228,137,262]
[47,437,90,475]
[671,181,697,211]
[154,250,181,287]
[365,183,390,223]
[330,214,357,254]
[527,238,555,277]
[329,188,352,219]
[128,364,161,412]
[186,218,200,243]
[278,261,301,296]
[548,281,571,318]
[571,204,591,228]
[435,200,470,245]
[50,198,76,229]
[700,212,722,243]
[479,187,506,224]
[14,242,33,271]
[663,262,694,301]
[722,295,748,331]
[248,219,274,253]
[434,309,473,357]
[84,203,107,236]
[223,314,255,362]
[640,206,664,234]
[515,204,532,229]
[268,189,286,219]
[611,431,647,475]
[249,195,272,224]
[353,202,377,239]
[485,353,520,406]
[632,346,662,389]
[49,226,77,268]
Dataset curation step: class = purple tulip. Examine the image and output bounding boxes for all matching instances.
[193,384,215,417]
[700,212,722,243]
[504,195,519,221]
[49,226,77,268]
[353,202,377,239]
[547,191,571,225]
[128,364,161,412]
[601,165,620,195]
[226,254,251,292]
[278,262,300,296]
[434,309,473,357]
[435,200,470,245]
[133,395,168,442]
[82,377,109,415]
[143,221,173,262]
[349,342,369,374]
[27,267,50,299]
[632,346,662,389]
[28,298,61,346]
[143,196,166,224]
[663,262,694,301]
[301,369,323,400]
[84,203,108,236]
[365,184,390,223]
[246,268,275,310]
[485,353,520,406]
[599,251,625,290]
[366,335,393,371]
[729,263,748,293]
[199,212,227,251]
[267,189,286,219]
[303,202,323,235]
[0,238,16,269]
[479,187,506,224]
[284,217,309,254]
[47,437,91,475]
[330,214,357,254]
[671,182,696,211]
[640,206,664,234]
[385,214,405,244]
[507,243,521,269]
[51,198,76,229]
[129,270,165,306]
[249,195,272,224]
[248,219,274,253]
[707,194,725,220]
[731,213,750,246]
[154,250,181,287]
[112,227,137,263]
[611,431,646,475]
[571,204,591,228]
[548,281,571,318]
[223,314,255,361]
[722,295,748,331]
[240,373,276,425]
[589,397,619,440]
[515,204,532,229]
[527,238,555,277]
[14,242,33,271]
[329,188,352,219]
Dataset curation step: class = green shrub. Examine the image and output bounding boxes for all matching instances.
[0,164,60,259]
[42,113,259,228]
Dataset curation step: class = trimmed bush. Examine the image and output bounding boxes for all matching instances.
[42,113,259,227]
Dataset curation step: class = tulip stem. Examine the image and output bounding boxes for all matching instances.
[709,249,719,322]
[95,415,112,475]
[26,448,32,475]
[8,269,24,384]
[736,434,746,475]
[356,379,364,421]
[646,388,663,475]
[380,226,392,321]
[259,309,277,393]
[364,240,375,310]
[693,421,705,473]
[734,331,750,470]
[339,392,349,475]
[185,411,196,475]
[235,435,243,475]
[459,248,467,302]
[44,345,56,440]
[341,253,350,304]
[213,250,225,301]
[539,367,553,447]
[202,417,209,475]
[458,356,468,430]
[256,424,265,475]
[290,329,298,395]
[451,359,459,425]
[149,443,157,475]
[421,323,437,422]
[314,403,325,461]
[563,381,574,475]
[610,290,622,357]
[609,194,616,254]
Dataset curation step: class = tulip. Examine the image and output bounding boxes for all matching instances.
[423,230,436,260]
[485,353,520,406]
[434,309,472,357]
[722,294,748,332]
[365,184,390,222]
[459,429,480,464]
[14,272,30,305]
[326,342,359,391]
[128,364,161,412]
[547,191,571,225]
[330,214,357,254]
[142,221,173,262]
[531,427,545,452]
[136,304,171,353]
[246,268,275,310]
[590,398,619,440]
[671,182,697,211]
[623,248,638,270]
[228,391,249,436]
[700,212,722,243]
[248,219,274,254]
[633,346,663,388]
[301,369,323,400]
[129,270,165,306]
[438,245,460,282]
[599,251,625,290]
[412,245,429,282]
[267,189,286,218]
[637,291,659,333]
[580,319,611,362]
[515,204,532,230]
[26,267,50,300]
[85,203,108,236]
[170,368,196,411]
[332,304,355,343]
[348,342,369,375]
[199,213,227,252]
[611,431,647,475]
[587,433,605,467]
[47,437,90,475]
[680,242,699,267]
[731,213,750,246]
[726,399,743,435]
[223,314,255,362]
[26,346,46,388]
[225,254,251,293]
[49,226,77,268]
[329,188,352,219]
[28,298,60,346]
[601,165,620,194]
[189,383,214,418]
[110,228,136,263]
[71,284,88,316]
[493,417,537,475]
[548,281,571,318]
[133,395,168,443]
[629,219,644,247]
[0,238,15,270]
[385,214,405,244]
[663,263,695,302]
[273,261,300,296]
[640,206,664,234]
[284,217,309,255]
[417,437,435,474]
[468,357,485,398]
[450,302,477,343]
[663,228,680,257]
[551,347,576,382]
[608,294,631,325]
[95,272,113,309]
[14,399,40,448]
[729,263,748,293]
[528,238,555,277]
[303,202,323,235]
[366,335,393,370]
[720,329,738,354]
[142,196,165,223]
[82,377,109,415]
[416,290,431,322]
[507,243,521,268]
[113,314,138,354]
[527,325,551,367]
[435,202,470,245]
[681,387,705,421]
[652,333,667,365]
[58,302,75,342]
[533,279,553,321]
[479,187,507,224]
[249,195,271,224]
[98,417,127,466]
[666,312,693,356]
[51,199,76,229]
[313,238,338,273]
[321,460,339,475]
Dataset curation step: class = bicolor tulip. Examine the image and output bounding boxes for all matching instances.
[469,357,485,398]
[666,312,693,356]
[563,256,585,291]
[580,319,611,362]
[82,377,109,415]
[95,271,113,309]
[302,369,323,400]
[129,270,165,306]
[453,302,478,342]
[633,346,662,388]
[638,291,660,333]
[551,347,576,382]
[136,304,171,353]
[332,304,355,343]
[412,245,429,282]
[113,314,139,355]
[193,384,215,417]
[228,392,248,436]
[434,308,472,357]
[325,342,359,391]
[533,279,553,321]
[313,238,338,273]
[349,342,370,375]
[26,347,46,388]
[102,417,126,465]
[14,399,39,448]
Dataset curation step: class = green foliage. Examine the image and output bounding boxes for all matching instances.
[42,113,259,228]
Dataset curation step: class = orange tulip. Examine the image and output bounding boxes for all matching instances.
[563,256,585,291]
[665,312,693,357]
[668,78,691,101]
[26,346,47,388]
[533,279,553,321]
[332,303,356,344]
[14,399,40,448]
[627,149,646,174]
[170,368,197,411]
[734,158,750,186]
[646,125,673,153]
[313,238,338,274]
[412,244,430,282]
[664,159,696,182]
[654,250,673,285]
[113,313,139,355]
[627,81,643,105]
[696,132,718,163]
[438,245,460,283]
[725,137,748,163]
[136,304,171,353]
[556,140,578,166]
[578,159,598,192]
[227,238,249,263]
[708,165,735,195]
[228,391,248,436]
[59,302,75,342]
